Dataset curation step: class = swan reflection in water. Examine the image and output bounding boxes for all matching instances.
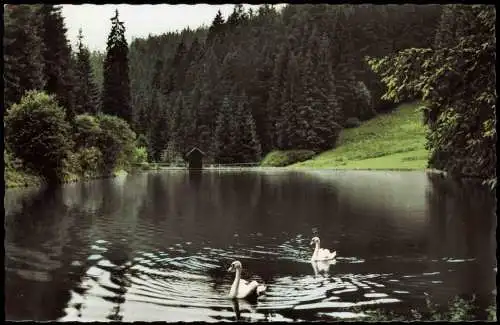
[231,298,257,321]
[311,259,336,277]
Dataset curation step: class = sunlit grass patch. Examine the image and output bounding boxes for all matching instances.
[291,102,429,169]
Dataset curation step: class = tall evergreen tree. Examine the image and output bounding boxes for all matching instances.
[147,59,168,161]
[165,40,188,94]
[183,38,204,90]
[196,67,217,159]
[278,52,302,149]
[296,51,319,150]
[227,4,247,26]
[214,96,237,164]
[89,50,105,91]
[74,28,101,115]
[169,92,186,155]
[148,90,168,161]
[266,43,290,149]
[233,93,262,162]
[39,5,75,120]
[102,9,132,125]
[179,92,198,153]
[207,10,226,43]
[4,5,45,109]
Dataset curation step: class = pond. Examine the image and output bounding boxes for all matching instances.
[4,169,497,321]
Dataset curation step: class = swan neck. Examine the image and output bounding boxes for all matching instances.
[232,269,241,294]
[314,242,320,254]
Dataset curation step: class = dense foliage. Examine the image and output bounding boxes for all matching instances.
[367,4,496,183]
[5,91,72,184]
[4,91,138,185]
[260,150,316,167]
[4,4,495,185]
[4,5,140,186]
[39,5,75,121]
[4,5,45,108]
[95,114,137,173]
[117,4,442,163]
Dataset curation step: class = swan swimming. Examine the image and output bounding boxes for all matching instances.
[227,261,267,299]
[311,259,336,276]
[310,236,337,261]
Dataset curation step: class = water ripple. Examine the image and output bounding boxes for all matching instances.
[57,236,463,321]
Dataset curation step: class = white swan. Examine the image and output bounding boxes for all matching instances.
[311,259,336,276]
[310,236,337,261]
[227,261,267,299]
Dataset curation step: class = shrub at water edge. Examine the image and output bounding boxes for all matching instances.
[261,150,316,167]
[5,91,72,185]
[95,113,137,174]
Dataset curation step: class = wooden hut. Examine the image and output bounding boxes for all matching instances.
[185,147,206,169]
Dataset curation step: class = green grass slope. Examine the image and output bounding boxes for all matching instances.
[291,102,429,169]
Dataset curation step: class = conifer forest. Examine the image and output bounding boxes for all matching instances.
[3,4,497,322]
[3,4,496,186]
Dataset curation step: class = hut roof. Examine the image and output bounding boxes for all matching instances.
[185,147,206,157]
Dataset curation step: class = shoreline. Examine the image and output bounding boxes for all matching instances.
[7,166,493,190]
[5,169,128,190]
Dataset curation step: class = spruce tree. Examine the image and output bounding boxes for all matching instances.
[39,5,75,120]
[89,50,105,91]
[227,4,246,26]
[168,92,185,155]
[251,54,275,154]
[187,86,202,146]
[148,59,168,161]
[74,28,101,115]
[278,53,301,150]
[168,41,188,93]
[214,96,237,164]
[207,10,226,43]
[266,43,289,149]
[4,5,46,108]
[314,33,343,149]
[183,38,203,90]
[180,92,197,153]
[102,9,132,125]
[296,51,319,150]
[148,90,168,162]
[234,93,262,162]
[196,70,217,159]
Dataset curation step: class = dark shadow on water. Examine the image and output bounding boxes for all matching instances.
[188,169,203,188]
[5,186,96,321]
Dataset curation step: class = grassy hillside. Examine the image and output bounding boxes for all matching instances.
[291,102,429,169]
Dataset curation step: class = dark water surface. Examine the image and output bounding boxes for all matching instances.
[4,170,497,321]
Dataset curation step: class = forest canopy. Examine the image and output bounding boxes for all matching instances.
[4,4,496,184]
